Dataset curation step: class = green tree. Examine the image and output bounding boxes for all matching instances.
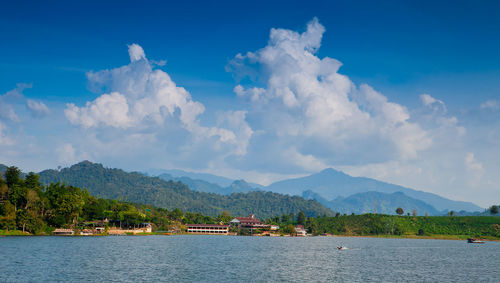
[0,183,9,200]
[0,201,16,230]
[281,214,290,223]
[216,210,232,223]
[305,217,319,235]
[396,207,404,215]
[282,224,296,235]
[5,166,22,188]
[45,183,85,225]
[24,172,42,192]
[490,205,499,215]
[6,167,27,211]
[297,211,306,226]
[15,209,43,234]
[170,208,184,221]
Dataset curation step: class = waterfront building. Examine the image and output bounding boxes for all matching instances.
[52,228,75,235]
[295,225,307,237]
[230,214,268,230]
[107,223,152,235]
[186,224,229,235]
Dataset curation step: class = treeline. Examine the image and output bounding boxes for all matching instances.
[2,165,499,239]
[0,166,259,235]
[36,161,333,218]
[0,166,223,235]
[272,213,500,238]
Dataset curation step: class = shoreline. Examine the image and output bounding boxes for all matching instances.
[2,231,499,241]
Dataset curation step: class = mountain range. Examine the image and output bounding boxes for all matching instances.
[27,161,332,219]
[264,168,481,212]
[1,161,483,216]
[157,173,260,195]
[153,167,482,215]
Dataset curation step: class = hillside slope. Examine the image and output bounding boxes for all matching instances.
[158,174,260,195]
[303,190,442,215]
[266,168,482,212]
[37,161,333,218]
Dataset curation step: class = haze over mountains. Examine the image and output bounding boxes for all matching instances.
[156,167,482,215]
[264,168,482,212]
[32,161,333,219]
[1,161,482,216]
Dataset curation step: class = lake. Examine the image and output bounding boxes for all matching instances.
[1,236,498,282]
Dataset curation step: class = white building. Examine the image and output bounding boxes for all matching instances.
[186,224,229,235]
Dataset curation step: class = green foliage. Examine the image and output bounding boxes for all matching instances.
[395,207,404,215]
[297,211,306,226]
[38,161,333,219]
[282,224,296,235]
[312,214,500,238]
[490,205,498,215]
[0,167,236,234]
[5,166,22,188]
[305,217,319,235]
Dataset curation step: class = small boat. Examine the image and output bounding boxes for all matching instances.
[467,238,485,243]
[337,246,348,250]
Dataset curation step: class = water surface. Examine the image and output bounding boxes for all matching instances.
[1,236,498,282]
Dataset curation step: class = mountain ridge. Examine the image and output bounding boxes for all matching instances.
[265,168,482,212]
[303,190,442,215]
[33,161,333,219]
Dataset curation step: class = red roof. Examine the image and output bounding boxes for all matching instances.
[234,214,262,224]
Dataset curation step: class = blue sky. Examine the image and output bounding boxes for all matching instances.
[1,1,499,206]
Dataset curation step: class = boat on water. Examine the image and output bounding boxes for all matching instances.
[337,246,348,250]
[467,238,485,243]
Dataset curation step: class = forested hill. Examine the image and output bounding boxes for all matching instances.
[36,161,333,218]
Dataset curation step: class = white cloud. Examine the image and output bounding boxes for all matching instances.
[465,152,483,172]
[127,43,146,62]
[0,122,14,146]
[26,99,51,118]
[480,99,499,110]
[4,19,497,207]
[0,84,30,122]
[228,18,431,169]
[56,143,77,164]
[65,44,253,161]
[65,92,131,128]
[420,93,447,113]
[67,44,207,131]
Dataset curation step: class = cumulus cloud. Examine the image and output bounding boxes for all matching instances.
[65,92,131,128]
[65,44,253,159]
[67,44,208,131]
[26,99,51,118]
[228,18,431,168]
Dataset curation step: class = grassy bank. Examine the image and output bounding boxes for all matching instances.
[0,230,30,236]
[312,214,500,240]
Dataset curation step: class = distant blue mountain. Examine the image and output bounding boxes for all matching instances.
[157,173,260,195]
[266,168,482,212]
[152,169,263,189]
[303,190,442,215]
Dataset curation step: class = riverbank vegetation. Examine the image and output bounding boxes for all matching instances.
[306,214,500,239]
[0,166,187,235]
[1,166,499,239]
